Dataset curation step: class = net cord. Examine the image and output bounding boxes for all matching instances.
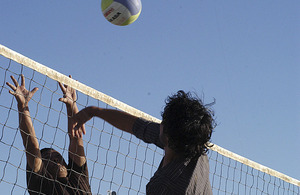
[1,43,299,187]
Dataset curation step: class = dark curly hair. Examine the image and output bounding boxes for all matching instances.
[161,90,215,159]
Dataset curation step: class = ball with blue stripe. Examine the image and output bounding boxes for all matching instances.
[101,0,142,26]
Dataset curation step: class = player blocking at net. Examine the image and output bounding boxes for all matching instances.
[73,90,215,194]
[6,74,91,194]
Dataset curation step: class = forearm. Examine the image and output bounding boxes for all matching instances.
[91,106,138,134]
[68,136,86,167]
[66,102,79,135]
[66,102,79,117]
[18,106,39,151]
[18,106,41,172]
[66,102,86,166]
[69,106,138,165]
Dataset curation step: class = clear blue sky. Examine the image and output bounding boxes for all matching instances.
[1,0,299,192]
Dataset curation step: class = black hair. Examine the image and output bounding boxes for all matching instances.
[40,148,54,156]
[40,148,67,166]
[161,90,215,159]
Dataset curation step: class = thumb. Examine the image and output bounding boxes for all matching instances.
[31,87,39,94]
[58,97,67,103]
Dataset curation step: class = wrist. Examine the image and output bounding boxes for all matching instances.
[18,102,28,109]
[66,102,77,110]
[18,105,29,112]
[66,103,78,115]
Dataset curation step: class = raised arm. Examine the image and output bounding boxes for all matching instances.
[6,75,41,172]
[58,76,86,167]
[72,106,138,136]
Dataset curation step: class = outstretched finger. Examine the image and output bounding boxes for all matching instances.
[75,129,82,138]
[31,87,39,95]
[6,82,16,91]
[81,125,86,135]
[21,74,25,87]
[8,90,16,96]
[58,82,66,93]
[10,76,19,87]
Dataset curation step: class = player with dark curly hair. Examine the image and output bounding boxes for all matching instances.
[72,90,215,195]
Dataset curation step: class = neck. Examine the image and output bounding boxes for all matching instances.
[163,147,183,167]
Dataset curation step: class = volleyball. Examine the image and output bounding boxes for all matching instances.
[101,0,142,26]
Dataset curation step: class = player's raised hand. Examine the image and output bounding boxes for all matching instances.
[6,75,38,108]
[58,75,76,106]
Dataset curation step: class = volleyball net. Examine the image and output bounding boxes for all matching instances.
[0,44,299,194]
